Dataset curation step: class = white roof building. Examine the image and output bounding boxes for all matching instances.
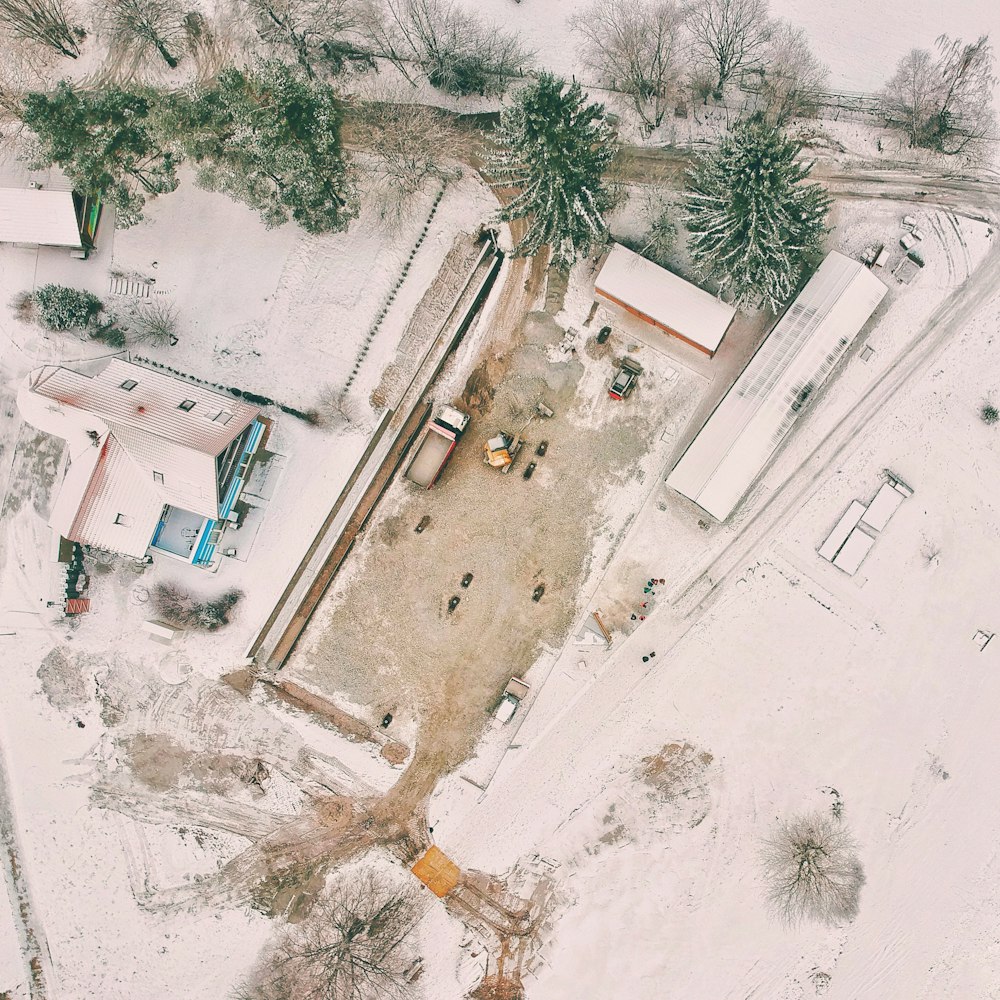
[18,359,264,563]
[595,243,737,357]
[666,252,887,521]
[0,188,84,248]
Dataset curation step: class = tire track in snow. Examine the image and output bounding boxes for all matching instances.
[0,738,50,998]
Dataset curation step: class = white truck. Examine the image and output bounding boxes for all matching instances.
[494,677,530,725]
[405,406,470,489]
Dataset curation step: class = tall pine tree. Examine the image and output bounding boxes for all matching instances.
[684,114,831,311]
[170,61,357,234]
[21,82,180,227]
[487,74,617,269]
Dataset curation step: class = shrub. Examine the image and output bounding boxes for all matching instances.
[982,403,999,425]
[761,812,865,925]
[90,322,127,348]
[33,284,103,331]
[151,582,243,631]
[129,301,179,346]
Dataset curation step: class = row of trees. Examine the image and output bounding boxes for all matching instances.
[18,62,357,231]
[491,73,829,310]
[574,0,828,132]
[0,0,532,98]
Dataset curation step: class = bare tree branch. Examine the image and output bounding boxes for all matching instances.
[94,0,187,69]
[236,867,421,1000]
[685,0,770,95]
[750,19,827,124]
[761,812,865,926]
[880,35,997,156]
[571,0,686,133]
[349,88,464,217]
[236,0,374,77]
[0,0,82,58]
[358,0,530,96]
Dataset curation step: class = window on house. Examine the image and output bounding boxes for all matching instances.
[120,379,138,391]
[114,513,133,526]
[205,409,233,425]
[153,471,164,484]
[178,400,196,411]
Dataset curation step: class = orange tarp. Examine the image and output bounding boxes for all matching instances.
[411,846,460,898]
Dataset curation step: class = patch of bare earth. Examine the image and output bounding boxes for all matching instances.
[286,261,676,839]
[640,741,717,829]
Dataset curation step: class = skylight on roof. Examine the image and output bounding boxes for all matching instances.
[120,379,138,391]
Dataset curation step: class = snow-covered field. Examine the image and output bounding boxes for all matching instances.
[458,0,1000,112]
[2,2,1000,996]
[432,214,1000,998]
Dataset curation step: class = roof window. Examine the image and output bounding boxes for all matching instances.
[114,513,133,527]
[120,379,138,391]
[178,400,196,411]
[153,471,164,484]
[205,409,234,425]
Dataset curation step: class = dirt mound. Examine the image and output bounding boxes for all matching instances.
[639,741,717,829]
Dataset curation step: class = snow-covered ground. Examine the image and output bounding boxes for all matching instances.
[2,2,1000,993]
[0,154,495,997]
[458,0,1000,113]
[427,209,1000,997]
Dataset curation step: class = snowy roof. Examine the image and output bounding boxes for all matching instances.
[19,359,261,556]
[595,243,737,354]
[0,188,82,247]
[666,252,887,521]
[55,434,165,559]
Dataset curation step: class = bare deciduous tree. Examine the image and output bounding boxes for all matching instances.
[571,0,686,133]
[236,0,373,77]
[95,0,187,68]
[761,812,865,926]
[235,868,420,1000]
[751,20,827,124]
[126,299,178,346]
[685,0,771,96]
[0,0,81,58]
[359,0,529,96]
[350,91,464,212]
[880,34,997,155]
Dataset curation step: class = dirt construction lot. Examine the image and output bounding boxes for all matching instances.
[284,295,706,809]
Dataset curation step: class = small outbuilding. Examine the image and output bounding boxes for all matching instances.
[594,243,737,357]
[0,187,102,249]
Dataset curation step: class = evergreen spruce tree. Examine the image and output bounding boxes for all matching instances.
[684,114,831,311]
[21,82,180,227]
[487,74,618,269]
[171,61,357,234]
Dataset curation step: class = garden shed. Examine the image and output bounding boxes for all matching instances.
[0,187,100,249]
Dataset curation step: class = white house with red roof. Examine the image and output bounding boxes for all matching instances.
[17,358,265,568]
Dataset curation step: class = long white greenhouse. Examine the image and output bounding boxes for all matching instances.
[666,251,888,521]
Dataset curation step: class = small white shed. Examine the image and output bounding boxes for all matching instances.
[0,188,84,248]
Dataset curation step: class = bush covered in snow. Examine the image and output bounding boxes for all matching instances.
[151,582,243,632]
[33,284,103,331]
